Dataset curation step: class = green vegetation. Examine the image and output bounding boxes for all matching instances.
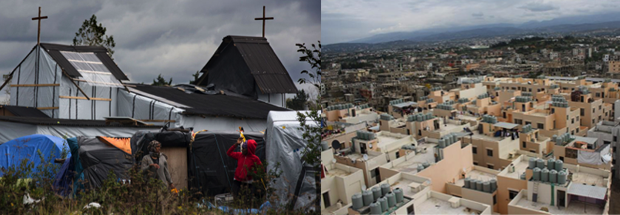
[73,14,116,58]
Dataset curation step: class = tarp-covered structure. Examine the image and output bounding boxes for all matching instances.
[53,136,133,196]
[0,134,70,177]
[130,130,266,197]
[265,111,318,210]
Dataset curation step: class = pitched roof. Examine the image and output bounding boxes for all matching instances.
[129,84,289,119]
[39,43,129,81]
[198,36,297,94]
[0,105,50,118]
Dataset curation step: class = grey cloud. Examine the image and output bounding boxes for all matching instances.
[472,12,484,17]
[519,2,558,12]
[0,0,319,87]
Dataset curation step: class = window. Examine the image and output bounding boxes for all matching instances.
[509,190,519,200]
[522,141,527,148]
[537,123,544,129]
[599,105,602,110]
[396,151,400,159]
[472,146,477,154]
[493,195,497,205]
[576,116,579,121]
[593,109,595,113]
[473,161,479,165]
[571,118,574,124]
[487,164,494,169]
[593,119,596,124]
[407,205,414,215]
[614,136,617,142]
[525,121,531,125]
[581,108,585,116]
[577,128,579,132]
[604,141,611,145]
[487,149,493,157]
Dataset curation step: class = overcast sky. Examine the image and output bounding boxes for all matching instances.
[0,0,320,97]
[322,0,620,44]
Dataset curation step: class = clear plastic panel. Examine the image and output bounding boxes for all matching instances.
[60,51,122,87]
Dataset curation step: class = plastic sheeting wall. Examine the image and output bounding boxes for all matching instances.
[577,144,612,165]
[117,90,267,131]
[10,47,60,118]
[116,90,183,124]
[265,111,317,209]
[0,120,160,143]
[58,76,117,120]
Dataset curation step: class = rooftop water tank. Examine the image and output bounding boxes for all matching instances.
[381,183,391,196]
[547,158,555,170]
[362,190,374,206]
[423,162,430,168]
[550,170,558,183]
[417,165,425,172]
[533,167,541,181]
[476,180,483,191]
[536,158,545,169]
[378,197,388,212]
[555,160,563,171]
[369,201,382,215]
[490,179,497,192]
[520,173,526,180]
[558,170,568,184]
[352,193,363,210]
[464,178,471,189]
[541,168,549,183]
[483,181,491,193]
[386,192,396,208]
[372,187,382,200]
[529,158,536,169]
[394,188,404,203]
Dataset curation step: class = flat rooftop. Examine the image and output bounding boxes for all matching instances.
[391,143,437,174]
[503,158,530,179]
[456,169,497,187]
[376,133,410,148]
[515,197,603,214]
[416,197,482,215]
[345,152,378,161]
[389,178,421,198]
[571,171,607,187]
[326,167,352,177]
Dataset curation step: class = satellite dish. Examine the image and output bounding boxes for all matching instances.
[332,140,342,150]
[369,143,373,149]
[363,154,369,160]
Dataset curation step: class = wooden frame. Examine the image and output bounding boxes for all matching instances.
[10,84,60,87]
[37,107,58,110]
[59,96,111,101]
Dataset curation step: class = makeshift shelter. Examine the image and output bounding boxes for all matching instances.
[0,134,70,177]
[77,136,133,189]
[196,36,298,107]
[130,130,266,196]
[265,111,318,210]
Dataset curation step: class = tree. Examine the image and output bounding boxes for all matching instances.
[73,14,116,58]
[152,74,172,86]
[189,71,201,85]
[296,42,321,90]
[293,41,321,211]
[286,89,308,110]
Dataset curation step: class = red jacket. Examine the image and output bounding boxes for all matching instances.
[227,139,262,182]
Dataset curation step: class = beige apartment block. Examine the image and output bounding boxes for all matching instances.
[552,136,612,170]
[321,149,365,215]
[462,119,520,171]
[325,104,378,124]
[506,162,611,214]
[348,171,491,215]
[568,91,613,129]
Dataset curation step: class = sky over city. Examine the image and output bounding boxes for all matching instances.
[322,0,620,44]
[0,0,320,95]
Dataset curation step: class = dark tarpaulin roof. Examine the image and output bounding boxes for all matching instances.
[39,43,129,81]
[130,84,288,119]
[0,116,159,127]
[1,105,50,118]
[197,36,297,96]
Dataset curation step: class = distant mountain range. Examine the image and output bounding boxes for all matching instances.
[332,12,620,45]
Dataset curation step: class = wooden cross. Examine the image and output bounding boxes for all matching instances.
[32,7,48,45]
[254,6,273,38]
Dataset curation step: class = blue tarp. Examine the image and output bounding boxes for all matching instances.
[0,134,70,177]
[66,137,85,196]
[53,157,75,196]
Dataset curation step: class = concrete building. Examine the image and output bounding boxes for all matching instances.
[587,120,620,178]
[321,149,365,214]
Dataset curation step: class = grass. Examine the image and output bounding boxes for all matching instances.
[0,153,318,214]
